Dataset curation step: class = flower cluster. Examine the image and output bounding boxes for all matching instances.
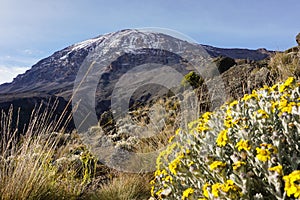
[151,77,300,199]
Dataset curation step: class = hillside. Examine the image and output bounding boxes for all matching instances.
[0,29,273,132]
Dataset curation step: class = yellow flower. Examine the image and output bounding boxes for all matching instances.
[283,170,300,198]
[260,143,278,154]
[168,154,183,175]
[285,77,295,85]
[233,161,246,170]
[224,115,234,128]
[269,165,283,175]
[281,102,296,115]
[279,77,295,93]
[154,169,168,177]
[168,162,178,175]
[198,124,211,132]
[271,100,279,112]
[278,98,288,110]
[150,179,155,185]
[256,109,269,118]
[279,84,287,93]
[188,161,194,167]
[256,147,271,162]
[162,175,173,183]
[229,100,238,107]
[182,188,194,200]
[202,183,211,198]
[226,108,232,116]
[216,129,229,147]
[212,183,222,197]
[209,161,226,171]
[168,135,175,143]
[202,112,212,121]
[235,140,251,151]
[155,189,163,197]
[197,112,212,132]
[221,180,240,193]
[175,128,181,135]
[271,83,278,91]
[260,85,271,92]
[242,91,258,102]
[151,186,155,196]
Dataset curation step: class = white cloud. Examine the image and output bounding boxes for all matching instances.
[0,52,39,84]
[0,66,29,84]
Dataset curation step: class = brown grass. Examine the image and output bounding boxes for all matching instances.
[0,102,153,199]
[0,104,93,199]
[269,51,300,81]
[86,173,151,200]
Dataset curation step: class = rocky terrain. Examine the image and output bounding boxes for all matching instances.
[0,29,275,132]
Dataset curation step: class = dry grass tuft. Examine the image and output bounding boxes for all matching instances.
[87,173,151,200]
[0,104,95,199]
[269,51,300,81]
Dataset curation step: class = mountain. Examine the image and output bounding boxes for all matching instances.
[0,29,273,132]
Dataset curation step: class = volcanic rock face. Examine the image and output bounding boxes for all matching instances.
[0,29,273,131]
[213,56,236,74]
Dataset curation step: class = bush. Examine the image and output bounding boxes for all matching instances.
[151,77,300,199]
[181,71,203,89]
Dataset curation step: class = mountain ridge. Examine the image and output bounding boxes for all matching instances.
[1,29,272,94]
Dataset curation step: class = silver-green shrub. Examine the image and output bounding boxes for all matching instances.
[151,77,300,200]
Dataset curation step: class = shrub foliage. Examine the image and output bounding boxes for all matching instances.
[151,77,300,199]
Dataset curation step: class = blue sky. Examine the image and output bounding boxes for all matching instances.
[0,0,299,84]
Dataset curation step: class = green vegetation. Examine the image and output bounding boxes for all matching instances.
[181,71,204,89]
[151,77,300,199]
